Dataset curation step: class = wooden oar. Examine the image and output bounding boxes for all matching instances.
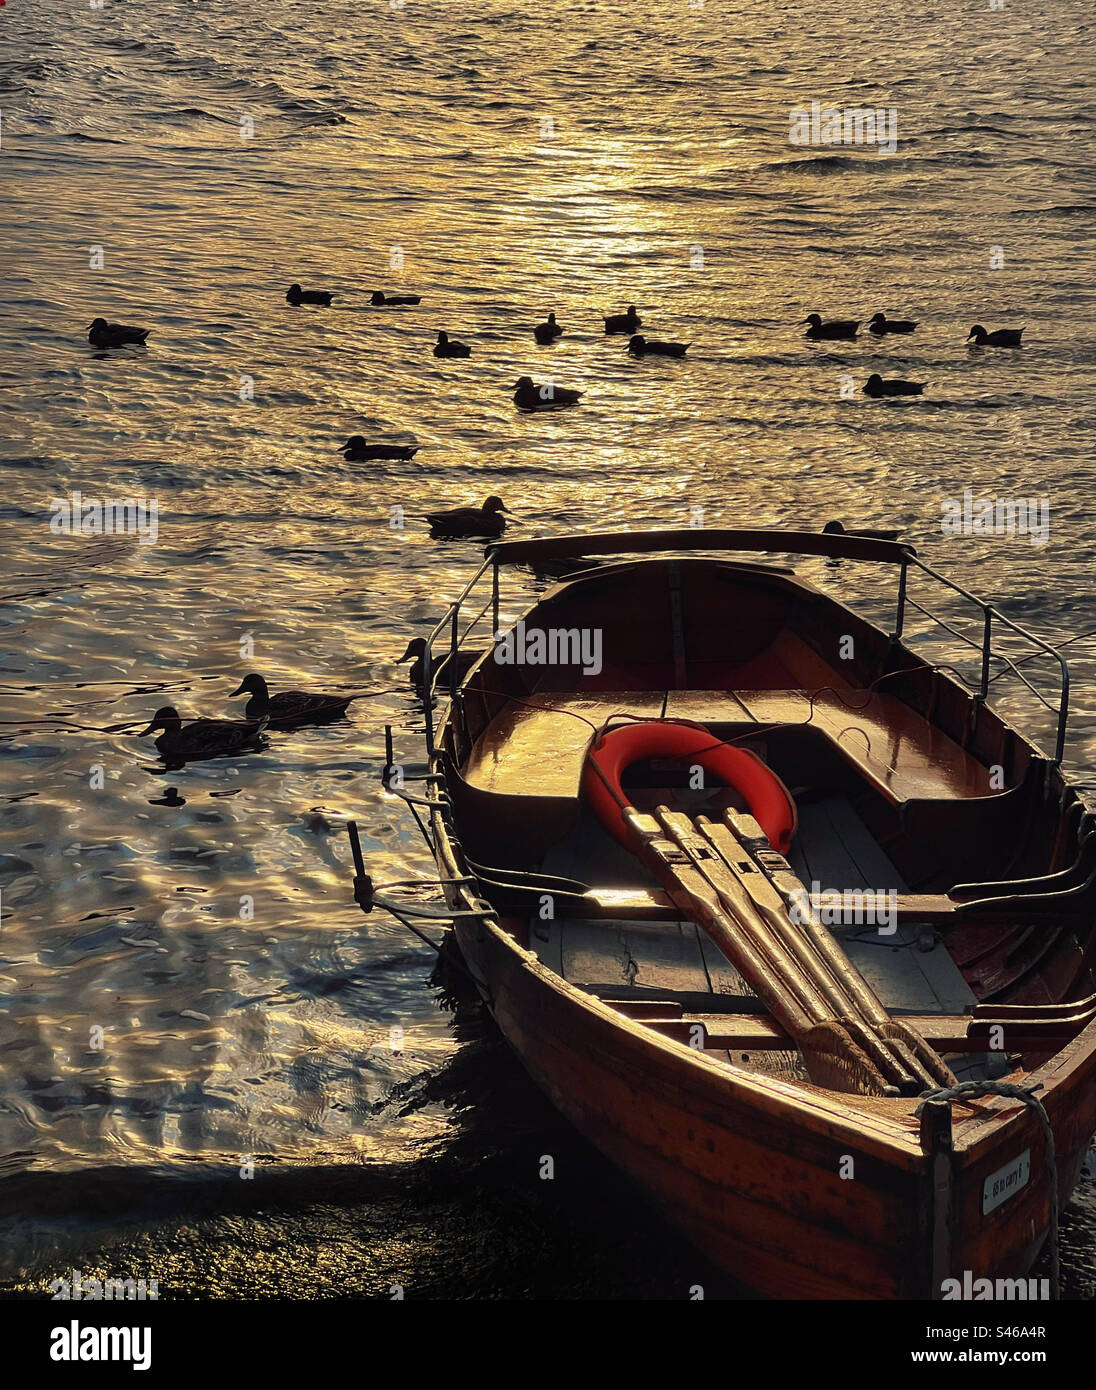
[623,807,902,1094]
[696,814,955,1092]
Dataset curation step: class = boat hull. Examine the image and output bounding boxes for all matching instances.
[449,908,1095,1300]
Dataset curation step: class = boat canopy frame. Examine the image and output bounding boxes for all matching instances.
[409,528,1070,768]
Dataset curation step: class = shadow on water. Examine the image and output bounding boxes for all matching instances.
[0,941,745,1300]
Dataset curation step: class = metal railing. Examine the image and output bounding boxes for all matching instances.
[895,552,1070,766]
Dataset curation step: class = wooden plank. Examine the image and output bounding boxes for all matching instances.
[560,918,714,995]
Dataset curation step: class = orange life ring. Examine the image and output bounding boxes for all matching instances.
[582,720,797,854]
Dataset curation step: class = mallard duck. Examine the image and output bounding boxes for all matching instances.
[823,520,900,541]
[434,331,471,358]
[803,313,859,340]
[424,495,509,539]
[627,334,689,358]
[370,291,422,305]
[139,706,268,761]
[339,435,419,462]
[229,673,352,728]
[513,376,582,410]
[88,318,149,348]
[863,373,925,397]
[397,638,481,687]
[534,313,563,344]
[604,305,641,334]
[286,283,333,306]
[868,313,917,335]
[967,324,1023,347]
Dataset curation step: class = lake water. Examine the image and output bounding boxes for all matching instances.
[1,0,1094,1297]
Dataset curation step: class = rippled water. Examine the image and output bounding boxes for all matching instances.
[1,0,1095,1297]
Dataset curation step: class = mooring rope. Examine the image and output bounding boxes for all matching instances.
[916,1079,1059,1300]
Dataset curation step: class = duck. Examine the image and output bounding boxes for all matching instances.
[967,324,1023,347]
[627,334,689,358]
[604,305,642,334]
[863,373,926,397]
[229,673,352,728]
[424,495,510,539]
[823,520,900,542]
[434,331,471,358]
[868,313,917,335]
[139,706,268,762]
[534,313,563,344]
[339,435,419,462]
[370,291,422,305]
[286,283,334,306]
[803,313,859,340]
[512,376,583,410]
[87,318,150,348]
[397,638,482,687]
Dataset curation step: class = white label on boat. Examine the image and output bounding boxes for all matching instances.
[982,1149,1031,1215]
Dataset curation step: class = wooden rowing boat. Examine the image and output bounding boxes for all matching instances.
[383,529,1096,1299]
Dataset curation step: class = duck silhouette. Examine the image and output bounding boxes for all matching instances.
[286,283,334,306]
[139,706,268,762]
[967,324,1023,347]
[88,318,149,348]
[868,313,917,335]
[534,312,563,344]
[370,291,422,305]
[434,331,471,358]
[863,373,925,397]
[627,334,689,358]
[823,520,900,542]
[397,638,482,687]
[339,435,419,462]
[803,313,859,340]
[513,376,582,410]
[604,305,642,334]
[229,673,352,728]
[424,495,510,539]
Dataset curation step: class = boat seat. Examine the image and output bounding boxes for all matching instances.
[465,687,997,806]
[464,692,663,797]
[664,689,995,803]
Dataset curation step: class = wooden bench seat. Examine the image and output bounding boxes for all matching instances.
[465,687,995,804]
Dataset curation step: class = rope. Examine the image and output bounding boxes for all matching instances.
[916,1079,1059,1299]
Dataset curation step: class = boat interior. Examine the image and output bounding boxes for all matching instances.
[429,544,1096,1098]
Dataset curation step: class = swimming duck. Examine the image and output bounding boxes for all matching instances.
[868,313,917,335]
[534,313,563,344]
[339,435,419,462]
[967,324,1023,347]
[424,495,510,539]
[370,291,422,305]
[229,673,352,728]
[512,376,583,410]
[397,638,482,687]
[139,706,268,762]
[863,373,925,397]
[803,313,859,340]
[286,283,334,306]
[823,520,900,541]
[604,305,642,334]
[434,331,471,358]
[88,318,149,348]
[627,334,689,358]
